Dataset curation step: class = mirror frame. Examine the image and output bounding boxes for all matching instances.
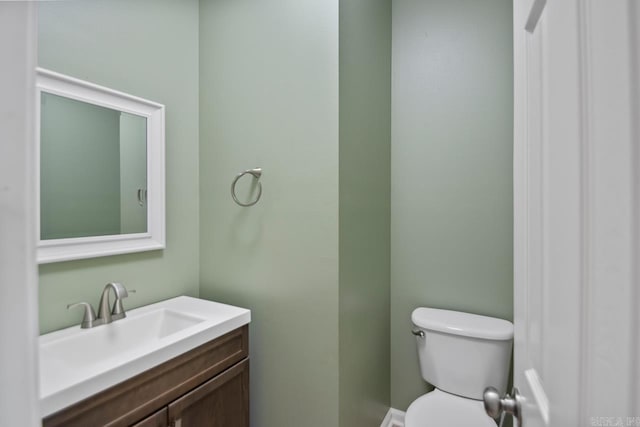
[36,68,165,263]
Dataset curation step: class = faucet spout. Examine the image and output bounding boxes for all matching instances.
[97,282,128,324]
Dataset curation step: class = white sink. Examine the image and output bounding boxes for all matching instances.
[39,296,250,417]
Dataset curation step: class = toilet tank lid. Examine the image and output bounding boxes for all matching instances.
[412,308,514,340]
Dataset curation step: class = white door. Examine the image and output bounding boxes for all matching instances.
[508,0,640,426]
[0,2,40,426]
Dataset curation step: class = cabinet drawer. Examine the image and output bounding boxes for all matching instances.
[43,325,248,427]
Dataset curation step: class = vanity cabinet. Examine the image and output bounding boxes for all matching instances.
[43,325,249,427]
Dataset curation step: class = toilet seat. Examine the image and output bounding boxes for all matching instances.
[404,389,497,427]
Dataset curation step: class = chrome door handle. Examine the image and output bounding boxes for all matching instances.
[483,386,523,426]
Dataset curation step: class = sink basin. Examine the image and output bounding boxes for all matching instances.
[41,309,204,369]
[39,296,250,417]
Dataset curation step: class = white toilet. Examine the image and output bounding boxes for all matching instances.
[405,307,514,427]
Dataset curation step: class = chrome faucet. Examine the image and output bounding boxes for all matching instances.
[67,282,134,329]
[97,282,130,324]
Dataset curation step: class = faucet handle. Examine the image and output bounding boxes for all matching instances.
[67,302,100,329]
[110,286,135,320]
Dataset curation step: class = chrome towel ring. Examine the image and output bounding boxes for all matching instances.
[231,167,262,207]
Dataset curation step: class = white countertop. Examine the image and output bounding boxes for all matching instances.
[39,296,250,417]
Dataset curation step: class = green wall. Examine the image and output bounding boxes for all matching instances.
[338,0,391,426]
[38,0,200,334]
[198,1,340,426]
[390,0,514,410]
[199,1,393,425]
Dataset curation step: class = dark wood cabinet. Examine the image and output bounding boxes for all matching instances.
[43,325,249,427]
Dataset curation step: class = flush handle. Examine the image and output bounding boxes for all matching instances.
[483,386,523,426]
[411,329,425,338]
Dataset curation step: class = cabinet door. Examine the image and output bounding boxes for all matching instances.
[168,359,249,427]
[132,408,168,427]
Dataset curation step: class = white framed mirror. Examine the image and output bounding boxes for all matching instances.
[36,68,165,263]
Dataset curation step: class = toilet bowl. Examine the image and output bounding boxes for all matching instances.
[405,389,496,427]
[405,308,513,427]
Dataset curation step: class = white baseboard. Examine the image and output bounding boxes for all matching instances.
[380,408,406,427]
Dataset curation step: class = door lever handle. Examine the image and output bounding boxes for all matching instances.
[483,386,523,426]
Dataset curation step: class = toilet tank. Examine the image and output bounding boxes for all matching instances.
[412,308,513,400]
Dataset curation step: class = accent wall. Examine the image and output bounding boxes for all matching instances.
[390,0,514,410]
[37,0,200,333]
[198,0,392,426]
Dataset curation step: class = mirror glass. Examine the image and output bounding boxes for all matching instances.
[37,68,165,264]
[40,92,148,240]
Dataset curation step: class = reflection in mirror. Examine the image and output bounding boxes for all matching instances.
[40,93,148,240]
